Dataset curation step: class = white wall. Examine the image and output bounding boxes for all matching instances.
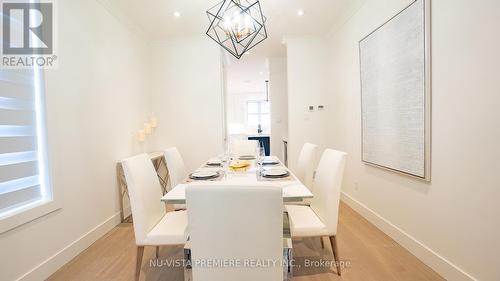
[286,37,328,171]
[269,57,288,162]
[227,91,267,134]
[326,0,500,280]
[150,38,224,172]
[0,1,151,280]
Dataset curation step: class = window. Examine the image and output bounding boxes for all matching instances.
[247,100,270,128]
[0,67,53,227]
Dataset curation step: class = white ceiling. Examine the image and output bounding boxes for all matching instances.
[102,0,364,56]
[101,0,364,94]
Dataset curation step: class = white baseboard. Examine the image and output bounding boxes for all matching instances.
[15,211,123,281]
[341,192,477,281]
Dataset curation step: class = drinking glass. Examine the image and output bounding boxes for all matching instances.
[257,146,265,172]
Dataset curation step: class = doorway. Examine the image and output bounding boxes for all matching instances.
[223,53,288,161]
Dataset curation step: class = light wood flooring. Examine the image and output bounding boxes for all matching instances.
[47,202,445,281]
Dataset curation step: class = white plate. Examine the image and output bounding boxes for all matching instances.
[239,155,256,160]
[190,171,219,179]
[262,159,279,165]
[262,168,288,177]
[206,159,222,166]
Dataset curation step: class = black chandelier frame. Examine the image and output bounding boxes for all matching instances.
[206,0,268,59]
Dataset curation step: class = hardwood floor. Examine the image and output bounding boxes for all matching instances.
[47,202,444,281]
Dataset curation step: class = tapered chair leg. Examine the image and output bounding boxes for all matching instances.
[329,236,341,276]
[320,237,325,248]
[135,246,145,281]
[156,246,160,259]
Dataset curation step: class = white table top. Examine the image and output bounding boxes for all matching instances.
[161,157,313,204]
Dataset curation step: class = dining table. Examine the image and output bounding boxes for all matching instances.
[165,155,302,281]
[160,155,313,204]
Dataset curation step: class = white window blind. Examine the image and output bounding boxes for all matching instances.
[0,68,48,214]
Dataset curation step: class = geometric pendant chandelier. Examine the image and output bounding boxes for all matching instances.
[206,0,268,59]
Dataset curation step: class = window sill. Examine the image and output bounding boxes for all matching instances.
[0,199,61,235]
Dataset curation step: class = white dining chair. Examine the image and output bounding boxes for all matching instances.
[122,154,188,281]
[164,147,187,191]
[186,184,283,281]
[229,139,259,157]
[164,147,187,210]
[286,143,318,207]
[296,142,318,191]
[285,149,347,276]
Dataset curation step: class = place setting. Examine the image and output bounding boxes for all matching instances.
[260,156,281,166]
[186,170,224,182]
[203,157,223,167]
[258,167,293,181]
[238,154,256,160]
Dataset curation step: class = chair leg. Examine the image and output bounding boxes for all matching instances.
[135,246,145,281]
[155,246,160,259]
[329,236,341,276]
[320,237,325,248]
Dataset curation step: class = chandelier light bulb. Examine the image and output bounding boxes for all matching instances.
[244,14,252,34]
[245,14,252,27]
[224,16,232,31]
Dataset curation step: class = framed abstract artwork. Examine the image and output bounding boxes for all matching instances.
[359,0,431,180]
